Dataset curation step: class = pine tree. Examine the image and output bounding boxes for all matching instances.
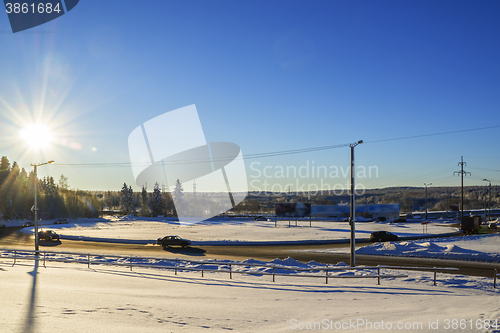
[0,156,11,217]
[129,185,135,214]
[150,182,165,217]
[58,174,69,190]
[172,179,184,215]
[139,185,150,217]
[120,183,135,215]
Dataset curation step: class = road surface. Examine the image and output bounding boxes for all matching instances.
[1,227,499,278]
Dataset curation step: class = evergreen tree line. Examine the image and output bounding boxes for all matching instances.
[119,179,228,218]
[0,156,101,220]
[120,182,175,217]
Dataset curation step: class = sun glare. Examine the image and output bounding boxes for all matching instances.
[19,123,54,150]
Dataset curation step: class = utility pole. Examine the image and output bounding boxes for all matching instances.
[483,179,491,221]
[349,140,363,267]
[454,156,471,222]
[32,160,54,255]
[424,183,432,220]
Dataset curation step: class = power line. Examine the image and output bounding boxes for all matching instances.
[364,125,500,144]
[50,124,500,168]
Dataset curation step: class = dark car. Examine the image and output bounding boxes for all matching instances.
[369,231,398,242]
[38,230,60,241]
[54,218,68,224]
[156,235,191,248]
[254,216,267,221]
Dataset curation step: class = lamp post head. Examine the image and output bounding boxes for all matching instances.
[48,160,55,164]
[350,140,363,148]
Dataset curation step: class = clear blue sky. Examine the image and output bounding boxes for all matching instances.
[1,0,500,192]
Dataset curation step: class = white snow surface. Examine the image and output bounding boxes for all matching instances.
[19,216,460,245]
[299,233,500,262]
[356,234,500,261]
[4,216,500,332]
[1,255,500,332]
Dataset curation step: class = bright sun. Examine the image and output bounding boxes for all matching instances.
[19,123,54,149]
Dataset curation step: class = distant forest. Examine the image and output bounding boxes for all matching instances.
[1,155,498,219]
[0,156,101,220]
[234,186,500,214]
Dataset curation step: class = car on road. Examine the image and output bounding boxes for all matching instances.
[369,231,398,242]
[254,216,267,221]
[156,235,191,248]
[38,230,60,241]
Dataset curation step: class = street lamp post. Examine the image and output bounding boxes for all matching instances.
[483,179,491,221]
[32,160,54,254]
[349,140,363,267]
[424,183,432,220]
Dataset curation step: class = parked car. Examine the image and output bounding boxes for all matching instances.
[369,231,398,242]
[254,216,267,221]
[156,235,191,248]
[392,218,407,223]
[38,230,60,241]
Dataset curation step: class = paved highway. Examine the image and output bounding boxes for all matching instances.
[1,227,499,279]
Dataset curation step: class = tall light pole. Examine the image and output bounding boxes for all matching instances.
[424,183,432,220]
[483,179,491,221]
[32,160,55,254]
[349,140,363,267]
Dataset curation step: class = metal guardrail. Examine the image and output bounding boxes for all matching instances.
[0,248,469,287]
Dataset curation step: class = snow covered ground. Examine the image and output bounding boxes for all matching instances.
[356,234,500,261]
[4,217,500,332]
[294,233,500,262]
[19,216,460,245]
[1,255,500,333]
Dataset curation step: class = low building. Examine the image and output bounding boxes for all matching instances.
[311,204,400,220]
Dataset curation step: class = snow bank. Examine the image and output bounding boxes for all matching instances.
[356,234,500,261]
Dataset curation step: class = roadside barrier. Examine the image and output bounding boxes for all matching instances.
[0,248,474,287]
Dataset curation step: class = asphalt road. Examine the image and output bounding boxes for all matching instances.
[1,227,499,279]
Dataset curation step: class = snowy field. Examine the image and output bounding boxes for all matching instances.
[1,255,500,333]
[356,234,500,261]
[18,216,460,245]
[296,233,500,262]
[4,217,500,332]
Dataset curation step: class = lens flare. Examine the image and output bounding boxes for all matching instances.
[19,123,54,150]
